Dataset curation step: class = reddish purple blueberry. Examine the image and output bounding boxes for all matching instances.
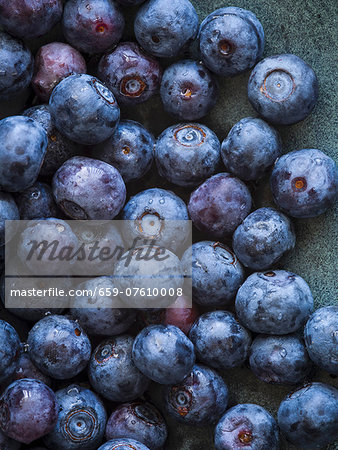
[32,42,87,102]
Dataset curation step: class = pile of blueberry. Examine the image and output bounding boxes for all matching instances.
[0,0,337,449]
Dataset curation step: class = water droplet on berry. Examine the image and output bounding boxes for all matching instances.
[280,348,287,357]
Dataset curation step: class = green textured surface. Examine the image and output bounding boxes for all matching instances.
[0,0,337,449]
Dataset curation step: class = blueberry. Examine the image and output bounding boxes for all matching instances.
[134,0,198,58]
[1,345,52,390]
[189,311,251,370]
[232,207,296,270]
[0,269,65,321]
[164,294,199,336]
[23,104,80,177]
[304,306,338,375]
[98,42,162,106]
[0,379,58,444]
[132,325,195,384]
[52,156,126,220]
[114,246,184,308]
[0,192,20,247]
[235,270,314,334]
[44,384,107,450]
[198,7,264,77]
[163,364,228,425]
[32,42,87,102]
[160,60,218,120]
[49,74,120,145]
[18,218,78,276]
[27,315,91,379]
[249,334,313,385]
[0,31,34,101]
[93,120,154,183]
[121,188,189,253]
[188,173,252,238]
[0,428,20,450]
[98,438,150,450]
[0,0,62,39]
[278,382,338,449]
[214,403,279,450]
[155,123,221,187]
[105,401,167,450]
[71,222,124,276]
[13,182,60,220]
[0,320,20,383]
[248,54,319,125]
[70,277,136,336]
[62,0,125,54]
[88,335,150,402]
[221,117,281,181]
[181,241,245,307]
[270,148,338,218]
[0,116,48,192]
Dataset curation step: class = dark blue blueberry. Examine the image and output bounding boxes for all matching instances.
[248,54,319,125]
[215,403,279,450]
[0,0,62,39]
[32,42,87,102]
[88,335,150,402]
[249,334,313,385]
[270,148,338,218]
[232,207,296,270]
[44,384,107,450]
[13,182,60,220]
[70,277,136,336]
[132,325,195,384]
[0,116,48,192]
[105,401,167,450]
[189,311,251,370]
[181,241,245,307]
[0,269,65,321]
[163,363,228,425]
[188,173,252,238]
[114,246,184,308]
[93,120,154,183]
[52,156,126,219]
[0,31,33,101]
[62,0,124,54]
[18,218,78,276]
[23,104,80,177]
[221,117,281,181]
[155,123,221,187]
[134,0,198,58]
[1,344,52,390]
[160,60,218,120]
[0,320,20,383]
[304,306,338,375]
[49,74,120,145]
[0,428,20,450]
[0,192,20,247]
[198,7,264,77]
[71,222,124,276]
[27,315,91,379]
[235,270,314,334]
[98,438,150,450]
[121,188,189,253]
[97,42,162,106]
[278,382,338,449]
[0,379,58,444]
